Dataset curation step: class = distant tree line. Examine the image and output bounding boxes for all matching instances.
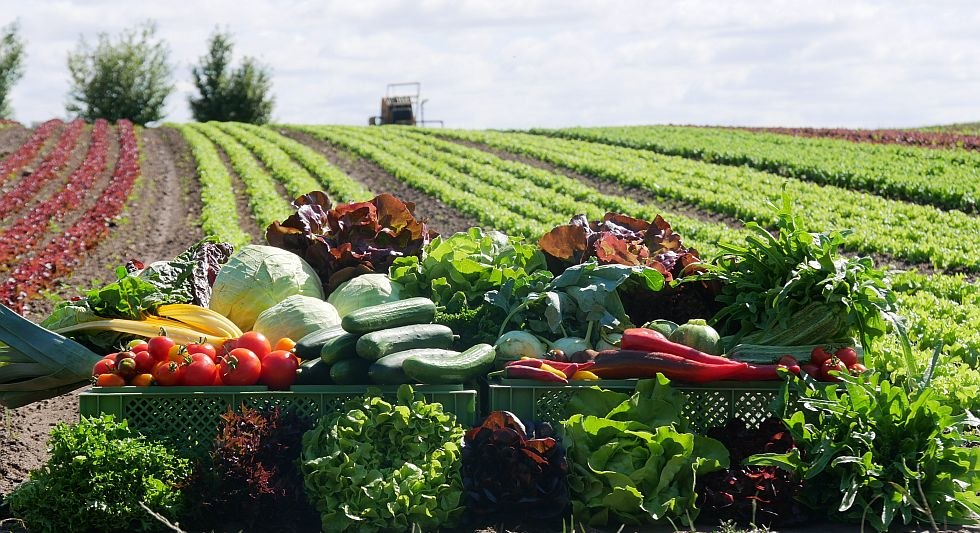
[0,20,274,124]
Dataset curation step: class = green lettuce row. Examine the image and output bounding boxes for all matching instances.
[169,124,250,247]
[191,122,291,229]
[537,126,979,213]
[429,129,980,271]
[234,122,373,202]
[213,121,323,200]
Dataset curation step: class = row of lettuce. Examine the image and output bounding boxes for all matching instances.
[166,122,978,408]
[5,374,977,532]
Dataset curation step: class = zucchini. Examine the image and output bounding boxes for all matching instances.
[740,302,847,346]
[294,325,346,360]
[295,358,333,385]
[356,324,455,361]
[403,343,495,385]
[341,297,436,334]
[329,358,372,385]
[319,332,360,365]
[369,348,459,385]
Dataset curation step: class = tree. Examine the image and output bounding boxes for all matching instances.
[66,21,173,125]
[189,30,274,124]
[0,21,26,119]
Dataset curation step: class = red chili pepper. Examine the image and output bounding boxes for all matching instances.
[621,328,740,366]
[510,358,595,376]
[727,363,782,381]
[590,350,747,383]
[505,365,568,383]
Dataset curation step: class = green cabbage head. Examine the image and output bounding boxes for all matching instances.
[253,294,340,343]
[209,245,324,330]
[326,273,402,318]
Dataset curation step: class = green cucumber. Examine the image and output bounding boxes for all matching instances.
[369,348,459,385]
[295,358,333,385]
[294,325,346,360]
[356,324,455,361]
[319,331,360,364]
[341,297,436,334]
[329,358,372,385]
[402,343,495,385]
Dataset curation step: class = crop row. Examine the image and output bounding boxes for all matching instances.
[0,120,111,267]
[189,123,292,230]
[0,119,63,185]
[429,129,980,271]
[0,121,140,312]
[290,125,979,390]
[533,126,980,213]
[170,124,251,248]
[736,127,980,151]
[212,122,323,200]
[0,120,85,218]
[230,123,372,202]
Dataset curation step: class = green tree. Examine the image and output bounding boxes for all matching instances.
[66,21,173,124]
[189,30,274,124]
[0,21,26,119]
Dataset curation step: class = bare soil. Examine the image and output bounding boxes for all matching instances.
[0,125,32,161]
[0,127,205,500]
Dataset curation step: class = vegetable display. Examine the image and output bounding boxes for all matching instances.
[300,386,464,532]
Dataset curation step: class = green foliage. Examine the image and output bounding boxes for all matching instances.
[66,20,173,124]
[300,386,465,532]
[189,30,273,124]
[0,21,26,118]
[4,415,191,532]
[749,374,980,531]
[563,376,730,526]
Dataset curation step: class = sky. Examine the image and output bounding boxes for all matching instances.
[1,0,978,129]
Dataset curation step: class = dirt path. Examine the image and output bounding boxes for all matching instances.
[0,127,204,498]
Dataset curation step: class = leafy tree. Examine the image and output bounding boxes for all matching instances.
[66,21,173,124]
[0,21,26,119]
[189,30,274,124]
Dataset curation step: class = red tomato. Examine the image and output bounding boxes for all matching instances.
[116,357,138,380]
[820,357,848,382]
[212,369,224,386]
[92,358,116,377]
[801,363,821,379]
[810,346,832,366]
[152,361,182,386]
[848,362,868,375]
[148,336,176,362]
[133,350,156,374]
[220,348,262,386]
[835,347,859,367]
[235,332,271,361]
[181,353,218,386]
[259,350,299,390]
[96,373,126,387]
[187,342,218,362]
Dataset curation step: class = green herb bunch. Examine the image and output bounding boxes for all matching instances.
[5,415,191,532]
[749,374,980,531]
[300,385,465,532]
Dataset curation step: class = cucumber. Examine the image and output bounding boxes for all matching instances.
[341,297,436,334]
[402,343,495,385]
[356,324,455,361]
[319,331,360,364]
[295,358,333,385]
[295,325,346,360]
[329,358,372,385]
[369,348,459,385]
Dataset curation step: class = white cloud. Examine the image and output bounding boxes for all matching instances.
[1,0,977,128]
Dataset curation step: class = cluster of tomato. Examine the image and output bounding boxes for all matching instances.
[776,346,865,382]
[91,331,301,390]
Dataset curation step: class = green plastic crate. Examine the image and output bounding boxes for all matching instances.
[79,385,477,451]
[488,379,787,434]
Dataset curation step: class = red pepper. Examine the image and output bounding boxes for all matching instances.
[505,365,568,383]
[509,358,595,376]
[590,350,748,383]
[727,363,782,381]
[621,328,741,366]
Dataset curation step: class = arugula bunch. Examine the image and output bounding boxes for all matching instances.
[563,376,729,527]
[300,386,465,532]
[749,374,980,531]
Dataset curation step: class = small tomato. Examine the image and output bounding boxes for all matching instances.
[187,342,218,362]
[181,353,218,387]
[820,357,848,382]
[148,335,176,362]
[259,350,299,390]
[130,373,154,387]
[92,358,116,377]
[133,350,156,374]
[116,357,138,380]
[801,363,820,379]
[274,337,297,352]
[220,348,262,386]
[849,362,868,375]
[835,347,859,366]
[810,346,832,366]
[236,332,271,361]
[152,361,182,386]
[96,373,126,387]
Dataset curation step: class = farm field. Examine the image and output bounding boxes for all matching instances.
[0,120,978,527]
